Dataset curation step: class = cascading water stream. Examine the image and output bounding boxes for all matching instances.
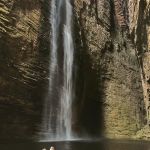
[59,0,74,139]
[41,0,74,140]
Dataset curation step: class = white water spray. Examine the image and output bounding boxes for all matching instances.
[41,0,74,140]
[59,0,74,139]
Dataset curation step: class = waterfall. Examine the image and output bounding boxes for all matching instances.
[41,0,74,140]
[59,0,74,139]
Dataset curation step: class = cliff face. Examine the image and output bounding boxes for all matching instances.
[128,0,150,139]
[74,0,145,138]
[0,0,49,140]
[0,0,149,140]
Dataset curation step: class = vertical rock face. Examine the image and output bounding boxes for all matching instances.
[0,0,49,140]
[137,0,150,128]
[128,0,140,33]
[114,0,129,27]
[0,0,149,140]
[128,0,150,139]
[74,0,145,138]
[73,0,111,136]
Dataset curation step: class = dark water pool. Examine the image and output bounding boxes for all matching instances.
[1,139,150,150]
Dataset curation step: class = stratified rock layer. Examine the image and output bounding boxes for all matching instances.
[0,0,49,140]
[0,0,150,140]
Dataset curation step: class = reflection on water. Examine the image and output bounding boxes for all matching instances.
[0,140,150,150]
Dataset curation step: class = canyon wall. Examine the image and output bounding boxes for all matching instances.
[128,0,150,139]
[0,0,150,140]
[0,0,49,140]
[74,0,145,138]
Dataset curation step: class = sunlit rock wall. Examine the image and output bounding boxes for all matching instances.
[74,0,145,138]
[128,0,150,139]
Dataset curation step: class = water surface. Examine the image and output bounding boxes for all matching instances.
[1,139,150,150]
